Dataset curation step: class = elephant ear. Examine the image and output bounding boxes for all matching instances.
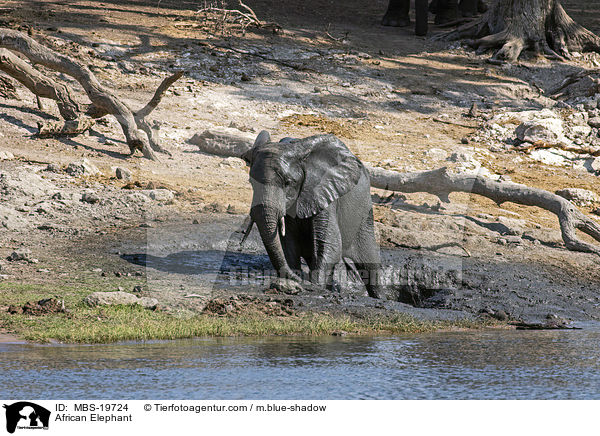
[242,130,271,165]
[295,135,362,219]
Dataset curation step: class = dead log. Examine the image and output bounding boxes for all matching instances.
[368,165,600,256]
[37,117,95,137]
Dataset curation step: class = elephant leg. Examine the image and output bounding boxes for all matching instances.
[459,0,477,17]
[349,210,383,299]
[381,0,410,27]
[281,218,302,277]
[434,0,459,24]
[308,211,342,290]
[415,0,428,36]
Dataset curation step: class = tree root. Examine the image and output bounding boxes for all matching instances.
[434,0,600,62]
[0,29,183,159]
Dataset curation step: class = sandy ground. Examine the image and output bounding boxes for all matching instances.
[1,0,600,325]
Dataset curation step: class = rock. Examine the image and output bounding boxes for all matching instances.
[0,150,14,160]
[555,188,599,206]
[188,127,255,157]
[83,291,158,310]
[132,285,143,293]
[7,249,38,263]
[591,157,600,173]
[588,117,600,128]
[44,163,61,172]
[269,278,303,295]
[115,167,132,181]
[447,150,474,163]
[515,119,563,144]
[81,191,100,204]
[140,189,174,202]
[66,158,100,177]
[492,310,508,321]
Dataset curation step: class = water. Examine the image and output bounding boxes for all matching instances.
[2,325,600,399]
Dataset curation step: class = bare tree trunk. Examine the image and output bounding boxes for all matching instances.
[437,0,600,62]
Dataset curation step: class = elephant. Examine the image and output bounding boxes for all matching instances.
[242,131,382,299]
[382,0,487,31]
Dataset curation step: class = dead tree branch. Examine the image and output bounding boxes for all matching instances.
[0,48,79,119]
[37,117,95,137]
[0,29,183,160]
[368,166,600,256]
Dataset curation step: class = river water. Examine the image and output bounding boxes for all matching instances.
[2,325,599,400]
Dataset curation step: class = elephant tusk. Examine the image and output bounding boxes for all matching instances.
[279,216,286,238]
[239,217,254,249]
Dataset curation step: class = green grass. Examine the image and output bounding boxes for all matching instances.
[0,281,495,344]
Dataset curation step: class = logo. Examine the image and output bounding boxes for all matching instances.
[3,402,50,434]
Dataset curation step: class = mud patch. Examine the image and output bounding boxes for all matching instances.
[8,298,67,316]
[202,295,295,317]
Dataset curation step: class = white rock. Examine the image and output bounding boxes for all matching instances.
[189,127,255,157]
[515,118,564,144]
[140,189,174,202]
[555,188,599,206]
[84,291,158,310]
[0,150,15,160]
[115,167,132,181]
[425,148,448,160]
[66,158,100,177]
[529,149,571,166]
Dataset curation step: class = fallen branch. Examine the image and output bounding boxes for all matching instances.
[515,140,600,157]
[197,0,281,33]
[368,165,600,256]
[432,116,478,129]
[37,117,95,137]
[0,29,183,159]
[0,48,79,119]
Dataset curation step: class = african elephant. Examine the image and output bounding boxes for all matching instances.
[242,131,382,298]
[382,0,487,32]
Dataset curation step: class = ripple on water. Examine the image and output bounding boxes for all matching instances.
[1,327,600,399]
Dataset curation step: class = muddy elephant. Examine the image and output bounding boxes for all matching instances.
[382,0,487,35]
[242,131,382,298]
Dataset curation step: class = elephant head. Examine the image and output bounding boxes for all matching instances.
[242,131,363,280]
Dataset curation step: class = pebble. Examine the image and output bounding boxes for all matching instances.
[588,117,600,128]
[81,192,100,204]
[115,167,132,181]
[7,249,38,263]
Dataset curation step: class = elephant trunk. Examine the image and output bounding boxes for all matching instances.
[251,204,299,281]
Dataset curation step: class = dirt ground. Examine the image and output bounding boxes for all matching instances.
[1,0,600,326]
